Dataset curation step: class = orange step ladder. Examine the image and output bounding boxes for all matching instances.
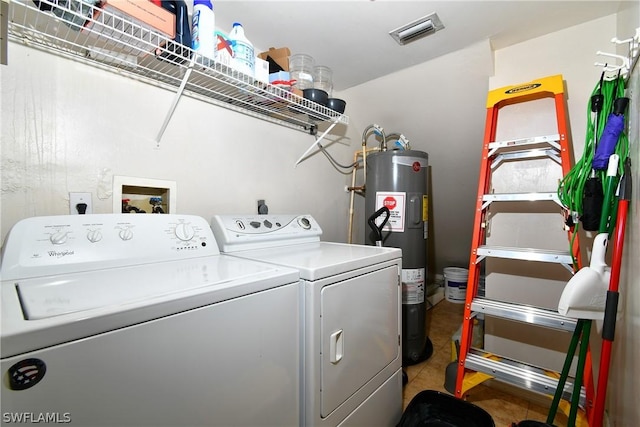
[454,75,594,424]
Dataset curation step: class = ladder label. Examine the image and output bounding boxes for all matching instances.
[486,74,564,108]
[375,192,406,232]
[505,83,541,95]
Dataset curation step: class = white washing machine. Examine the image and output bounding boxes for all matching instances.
[211,214,403,427]
[1,214,301,426]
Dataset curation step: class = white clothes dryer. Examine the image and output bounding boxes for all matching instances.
[211,214,403,427]
[1,214,300,426]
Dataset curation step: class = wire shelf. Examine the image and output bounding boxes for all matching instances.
[7,0,348,135]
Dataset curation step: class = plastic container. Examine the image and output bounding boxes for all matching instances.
[228,22,254,76]
[156,0,192,64]
[444,267,469,303]
[191,0,215,63]
[289,53,315,90]
[51,0,101,30]
[313,65,333,95]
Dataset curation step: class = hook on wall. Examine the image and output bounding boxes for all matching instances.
[595,51,629,79]
[594,27,640,81]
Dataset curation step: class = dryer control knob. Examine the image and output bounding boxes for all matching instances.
[119,228,134,241]
[49,231,68,245]
[298,217,311,230]
[87,230,103,243]
[174,223,195,241]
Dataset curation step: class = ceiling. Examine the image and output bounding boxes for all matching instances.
[209,1,632,91]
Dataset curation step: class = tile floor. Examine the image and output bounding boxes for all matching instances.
[402,300,570,427]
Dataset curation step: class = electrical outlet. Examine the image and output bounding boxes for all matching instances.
[257,199,269,215]
[70,192,92,215]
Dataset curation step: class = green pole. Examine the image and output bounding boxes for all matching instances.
[568,320,592,427]
[547,319,584,425]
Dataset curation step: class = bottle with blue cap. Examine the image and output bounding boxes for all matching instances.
[192,0,216,65]
[228,22,255,77]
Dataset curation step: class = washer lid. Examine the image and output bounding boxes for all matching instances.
[2,255,299,358]
[230,242,401,281]
[14,255,292,320]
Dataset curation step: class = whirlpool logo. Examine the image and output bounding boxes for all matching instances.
[505,83,541,94]
[47,250,75,258]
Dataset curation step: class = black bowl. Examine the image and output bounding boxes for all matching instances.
[327,98,346,114]
[302,88,329,106]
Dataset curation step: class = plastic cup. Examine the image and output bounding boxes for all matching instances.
[313,65,333,96]
[290,53,315,89]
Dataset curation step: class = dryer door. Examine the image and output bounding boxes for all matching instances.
[320,265,400,417]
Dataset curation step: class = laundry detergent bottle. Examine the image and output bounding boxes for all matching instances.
[191,0,215,64]
[228,22,254,77]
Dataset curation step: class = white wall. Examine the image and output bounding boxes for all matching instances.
[609,3,639,426]
[0,43,354,244]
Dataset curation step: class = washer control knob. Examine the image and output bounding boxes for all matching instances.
[49,231,69,245]
[87,230,103,243]
[174,223,195,241]
[119,228,134,241]
[298,217,311,230]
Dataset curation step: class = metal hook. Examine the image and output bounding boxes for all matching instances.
[596,51,630,69]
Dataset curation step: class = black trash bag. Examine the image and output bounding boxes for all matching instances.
[511,421,556,427]
[398,390,495,427]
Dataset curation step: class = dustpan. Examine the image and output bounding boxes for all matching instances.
[557,233,610,319]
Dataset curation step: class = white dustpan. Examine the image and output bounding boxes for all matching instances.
[558,233,611,319]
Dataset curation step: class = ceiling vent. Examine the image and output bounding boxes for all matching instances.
[389,13,444,46]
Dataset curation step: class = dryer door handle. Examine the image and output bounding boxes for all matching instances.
[329,329,344,364]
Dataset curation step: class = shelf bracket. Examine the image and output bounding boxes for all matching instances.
[295,116,342,166]
[155,57,196,147]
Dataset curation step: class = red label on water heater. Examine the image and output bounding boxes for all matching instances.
[412,162,421,172]
[383,196,397,210]
[376,192,406,232]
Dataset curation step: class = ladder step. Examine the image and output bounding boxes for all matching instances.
[491,148,562,169]
[465,349,585,406]
[488,134,560,152]
[482,192,560,203]
[476,245,573,265]
[481,192,563,211]
[470,298,577,332]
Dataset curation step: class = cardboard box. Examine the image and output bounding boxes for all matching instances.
[99,0,175,38]
[258,47,291,72]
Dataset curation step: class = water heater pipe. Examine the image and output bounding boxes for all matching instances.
[361,124,386,186]
[347,147,380,243]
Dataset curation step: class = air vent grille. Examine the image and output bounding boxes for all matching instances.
[389,13,444,46]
